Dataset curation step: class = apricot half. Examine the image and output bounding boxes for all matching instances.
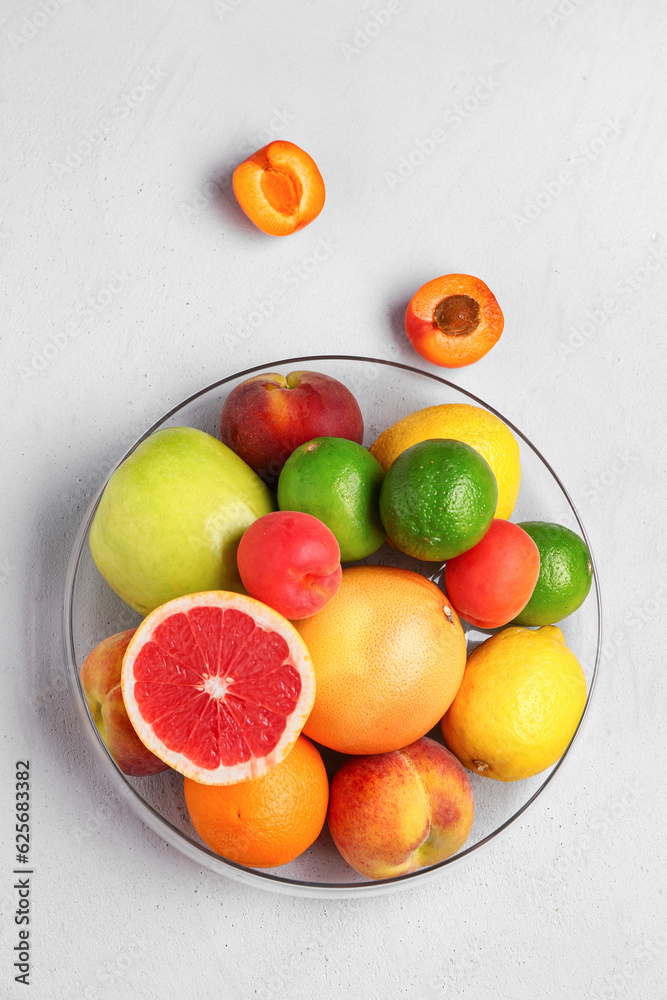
[233,140,325,236]
[405,273,504,368]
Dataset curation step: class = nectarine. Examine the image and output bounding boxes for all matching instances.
[220,370,364,484]
[327,737,474,880]
[80,630,169,776]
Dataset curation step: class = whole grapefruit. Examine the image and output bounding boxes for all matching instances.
[295,566,466,755]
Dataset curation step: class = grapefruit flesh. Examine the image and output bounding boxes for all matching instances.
[121,592,315,785]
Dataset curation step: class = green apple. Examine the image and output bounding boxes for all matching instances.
[89,426,276,615]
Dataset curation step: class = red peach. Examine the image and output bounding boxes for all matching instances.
[444,519,540,629]
[237,510,342,619]
[219,370,364,485]
[80,630,169,777]
[327,737,474,880]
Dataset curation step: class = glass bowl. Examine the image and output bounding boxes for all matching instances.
[63,356,602,898]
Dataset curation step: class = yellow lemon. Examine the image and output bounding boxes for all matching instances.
[441,626,587,781]
[370,403,521,519]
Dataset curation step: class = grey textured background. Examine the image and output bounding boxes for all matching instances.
[2,1,666,996]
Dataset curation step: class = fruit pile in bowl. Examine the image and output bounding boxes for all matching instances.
[65,356,600,897]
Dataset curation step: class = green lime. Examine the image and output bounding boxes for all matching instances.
[512,521,593,626]
[277,437,386,562]
[379,438,498,561]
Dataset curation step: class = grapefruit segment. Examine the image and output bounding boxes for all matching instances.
[121,591,316,785]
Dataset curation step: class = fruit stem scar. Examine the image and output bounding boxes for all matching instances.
[443,605,454,624]
[433,295,480,337]
[472,760,489,772]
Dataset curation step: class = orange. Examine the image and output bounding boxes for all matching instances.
[184,735,329,868]
[121,591,315,785]
[296,565,466,755]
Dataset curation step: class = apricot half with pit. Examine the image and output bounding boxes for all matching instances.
[405,273,504,368]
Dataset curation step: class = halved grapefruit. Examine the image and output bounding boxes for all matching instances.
[120,591,316,785]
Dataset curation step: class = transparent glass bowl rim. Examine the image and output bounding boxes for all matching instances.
[62,354,602,899]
